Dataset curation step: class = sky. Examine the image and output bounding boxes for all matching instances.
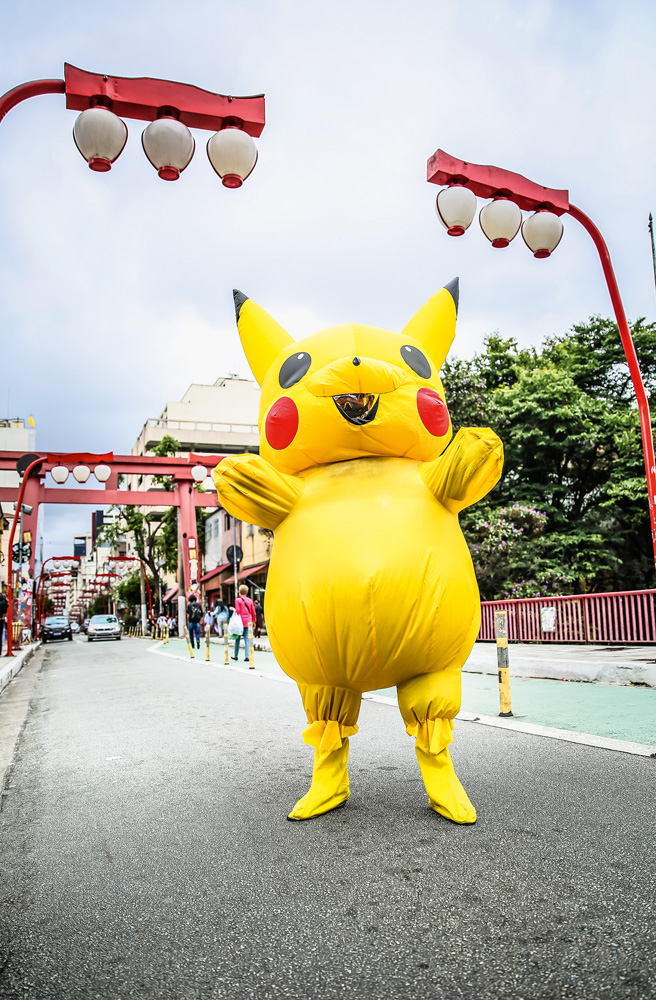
[2,0,656,557]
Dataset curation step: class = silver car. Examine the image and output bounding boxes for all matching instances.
[87,614,122,642]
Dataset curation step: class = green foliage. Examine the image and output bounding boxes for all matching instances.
[443,317,656,598]
[97,435,181,582]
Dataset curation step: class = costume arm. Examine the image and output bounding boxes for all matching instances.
[419,428,503,514]
[213,454,304,530]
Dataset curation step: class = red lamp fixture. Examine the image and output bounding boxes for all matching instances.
[65,65,265,186]
[0,64,265,187]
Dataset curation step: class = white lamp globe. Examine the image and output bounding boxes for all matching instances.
[436,184,477,236]
[479,197,522,248]
[73,465,91,483]
[142,117,195,181]
[207,127,258,188]
[73,107,128,172]
[202,476,216,492]
[53,561,61,569]
[192,464,208,482]
[51,466,69,484]
[94,464,111,483]
[521,210,564,259]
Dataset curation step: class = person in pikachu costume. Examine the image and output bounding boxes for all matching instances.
[214,280,503,824]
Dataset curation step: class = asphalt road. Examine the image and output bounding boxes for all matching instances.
[0,639,654,1000]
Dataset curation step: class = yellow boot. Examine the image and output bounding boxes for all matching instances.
[416,744,476,824]
[287,739,350,821]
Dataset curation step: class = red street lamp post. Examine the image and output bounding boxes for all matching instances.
[5,457,43,656]
[427,149,656,574]
[0,63,265,186]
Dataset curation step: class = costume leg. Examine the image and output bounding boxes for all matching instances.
[397,671,476,825]
[288,684,361,821]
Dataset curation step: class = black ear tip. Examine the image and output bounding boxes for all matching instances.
[444,277,459,316]
[233,289,249,321]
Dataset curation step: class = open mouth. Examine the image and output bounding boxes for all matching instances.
[333,393,379,425]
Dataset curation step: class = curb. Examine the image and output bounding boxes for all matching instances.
[0,642,40,696]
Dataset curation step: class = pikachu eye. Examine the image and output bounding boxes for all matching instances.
[279,352,312,389]
[400,344,431,379]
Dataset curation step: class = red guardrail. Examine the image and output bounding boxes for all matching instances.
[479,590,656,644]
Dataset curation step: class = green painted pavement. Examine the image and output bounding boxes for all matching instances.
[151,636,656,747]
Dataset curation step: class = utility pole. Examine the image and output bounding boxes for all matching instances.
[649,214,656,299]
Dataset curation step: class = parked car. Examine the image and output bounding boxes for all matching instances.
[81,618,90,634]
[70,621,81,633]
[87,614,121,642]
[42,616,73,643]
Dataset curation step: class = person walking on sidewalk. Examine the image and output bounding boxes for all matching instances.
[187,596,203,649]
[0,589,8,655]
[232,585,256,662]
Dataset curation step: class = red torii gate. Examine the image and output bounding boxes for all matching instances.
[1,449,225,651]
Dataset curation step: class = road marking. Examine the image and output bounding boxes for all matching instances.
[148,647,656,757]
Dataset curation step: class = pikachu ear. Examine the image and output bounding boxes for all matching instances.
[401,278,459,371]
[233,290,294,386]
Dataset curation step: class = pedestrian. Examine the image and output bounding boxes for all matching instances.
[0,588,8,654]
[213,598,230,637]
[168,615,178,637]
[232,585,256,662]
[253,598,264,638]
[187,597,202,649]
[203,606,214,636]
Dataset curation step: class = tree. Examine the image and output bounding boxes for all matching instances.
[98,435,181,583]
[442,317,655,598]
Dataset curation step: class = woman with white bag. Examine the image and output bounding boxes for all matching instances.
[230,585,256,662]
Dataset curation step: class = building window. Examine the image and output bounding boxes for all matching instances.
[224,512,231,530]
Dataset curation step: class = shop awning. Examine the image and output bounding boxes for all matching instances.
[199,562,231,584]
[163,584,178,602]
[223,561,269,585]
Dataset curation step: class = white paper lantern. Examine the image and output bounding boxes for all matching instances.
[192,464,208,482]
[479,198,522,248]
[51,465,69,484]
[521,209,564,258]
[73,465,91,483]
[94,464,111,482]
[435,185,477,236]
[73,107,128,172]
[206,127,258,188]
[142,117,195,181]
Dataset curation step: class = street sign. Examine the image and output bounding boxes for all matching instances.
[12,543,31,563]
[226,545,243,565]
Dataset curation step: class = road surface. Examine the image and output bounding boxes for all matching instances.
[0,638,654,999]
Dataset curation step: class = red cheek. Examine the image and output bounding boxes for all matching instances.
[417,387,450,437]
[265,397,299,450]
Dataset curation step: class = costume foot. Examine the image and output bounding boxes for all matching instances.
[287,790,349,821]
[417,746,477,825]
[287,740,350,821]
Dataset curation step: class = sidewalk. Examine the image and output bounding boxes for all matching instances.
[148,635,656,752]
[0,642,39,695]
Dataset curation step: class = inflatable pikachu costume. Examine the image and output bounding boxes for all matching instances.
[214,280,503,824]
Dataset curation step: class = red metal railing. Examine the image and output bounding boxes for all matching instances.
[479,590,656,644]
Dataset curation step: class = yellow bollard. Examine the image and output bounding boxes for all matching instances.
[248,621,254,670]
[184,625,194,659]
[165,625,169,644]
[205,624,211,662]
[495,610,513,717]
[224,631,229,665]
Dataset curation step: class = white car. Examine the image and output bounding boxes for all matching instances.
[87,614,122,642]
[70,621,81,633]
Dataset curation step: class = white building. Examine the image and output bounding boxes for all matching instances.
[132,375,260,458]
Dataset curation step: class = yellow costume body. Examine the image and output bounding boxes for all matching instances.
[215,281,503,824]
